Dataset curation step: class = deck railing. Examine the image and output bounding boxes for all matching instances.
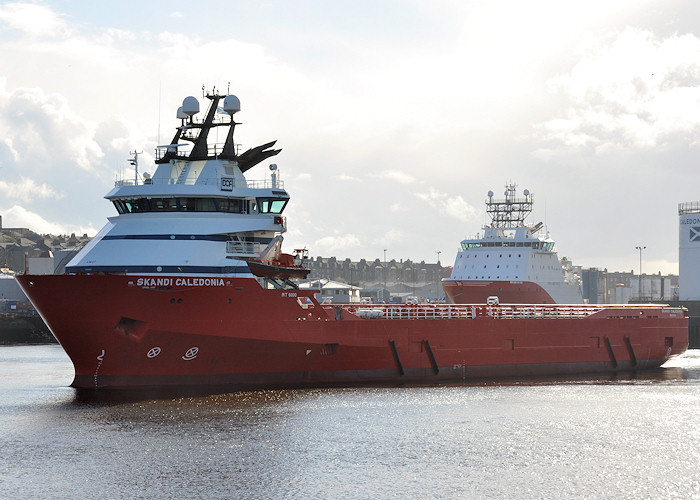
[322,303,684,321]
[226,241,261,257]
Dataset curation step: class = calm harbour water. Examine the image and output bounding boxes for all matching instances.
[1,345,699,500]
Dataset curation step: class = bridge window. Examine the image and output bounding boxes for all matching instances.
[123,199,146,213]
[149,198,178,211]
[257,198,288,214]
[217,199,247,213]
[113,197,251,214]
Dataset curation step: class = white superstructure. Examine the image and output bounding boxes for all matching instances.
[443,184,583,304]
[66,90,292,283]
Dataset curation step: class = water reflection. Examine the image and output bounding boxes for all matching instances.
[2,347,699,500]
[59,350,699,407]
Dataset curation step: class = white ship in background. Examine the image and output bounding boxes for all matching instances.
[443,184,583,304]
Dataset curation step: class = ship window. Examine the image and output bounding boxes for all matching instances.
[113,200,126,214]
[178,198,197,211]
[123,199,146,213]
[195,198,217,211]
[257,198,288,214]
[149,198,178,211]
[217,199,246,213]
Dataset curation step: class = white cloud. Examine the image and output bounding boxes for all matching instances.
[369,170,416,185]
[539,27,700,154]
[0,177,62,202]
[1,205,95,235]
[415,187,476,222]
[337,174,360,182]
[372,228,404,247]
[0,2,69,37]
[0,82,104,172]
[313,234,363,254]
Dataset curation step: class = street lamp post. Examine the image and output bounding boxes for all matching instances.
[635,245,646,300]
[383,248,387,302]
[435,250,441,302]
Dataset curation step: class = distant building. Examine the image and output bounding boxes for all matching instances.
[0,217,90,274]
[676,201,700,347]
[579,268,677,304]
[298,279,361,304]
[306,256,449,301]
[0,270,28,312]
[679,201,700,300]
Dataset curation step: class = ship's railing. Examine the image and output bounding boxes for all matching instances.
[679,201,700,215]
[115,176,283,189]
[325,303,682,320]
[155,142,242,161]
[226,241,261,257]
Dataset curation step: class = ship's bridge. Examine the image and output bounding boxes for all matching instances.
[461,240,555,251]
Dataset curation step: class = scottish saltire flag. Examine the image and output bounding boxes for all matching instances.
[691,227,700,242]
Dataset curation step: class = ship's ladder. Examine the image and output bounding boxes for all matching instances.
[176,162,192,184]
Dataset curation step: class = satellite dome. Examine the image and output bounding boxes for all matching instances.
[176,106,187,120]
[524,189,530,196]
[182,96,200,116]
[488,190,494,197]
[223,95,241,115]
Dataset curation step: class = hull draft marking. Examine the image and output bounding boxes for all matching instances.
[94,349,105,388]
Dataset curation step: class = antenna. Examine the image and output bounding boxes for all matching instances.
[157,80,162,145]
[269,163,278,188]
[182,96,200,122]
[129,151,143,185]
[223,95,241,116]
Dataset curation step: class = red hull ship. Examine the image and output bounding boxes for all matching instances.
[443,280,557,305]
[443,184,584,304]
[16,90,688,389]
[15,274,689,388]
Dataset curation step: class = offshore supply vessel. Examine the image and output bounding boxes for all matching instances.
[16,89,688,389]
[443,185,584,304]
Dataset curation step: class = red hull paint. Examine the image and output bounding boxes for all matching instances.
[443,280,556,304]
[16,274,688,389]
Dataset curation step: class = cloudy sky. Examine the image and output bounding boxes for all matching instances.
[1,0,699,275]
